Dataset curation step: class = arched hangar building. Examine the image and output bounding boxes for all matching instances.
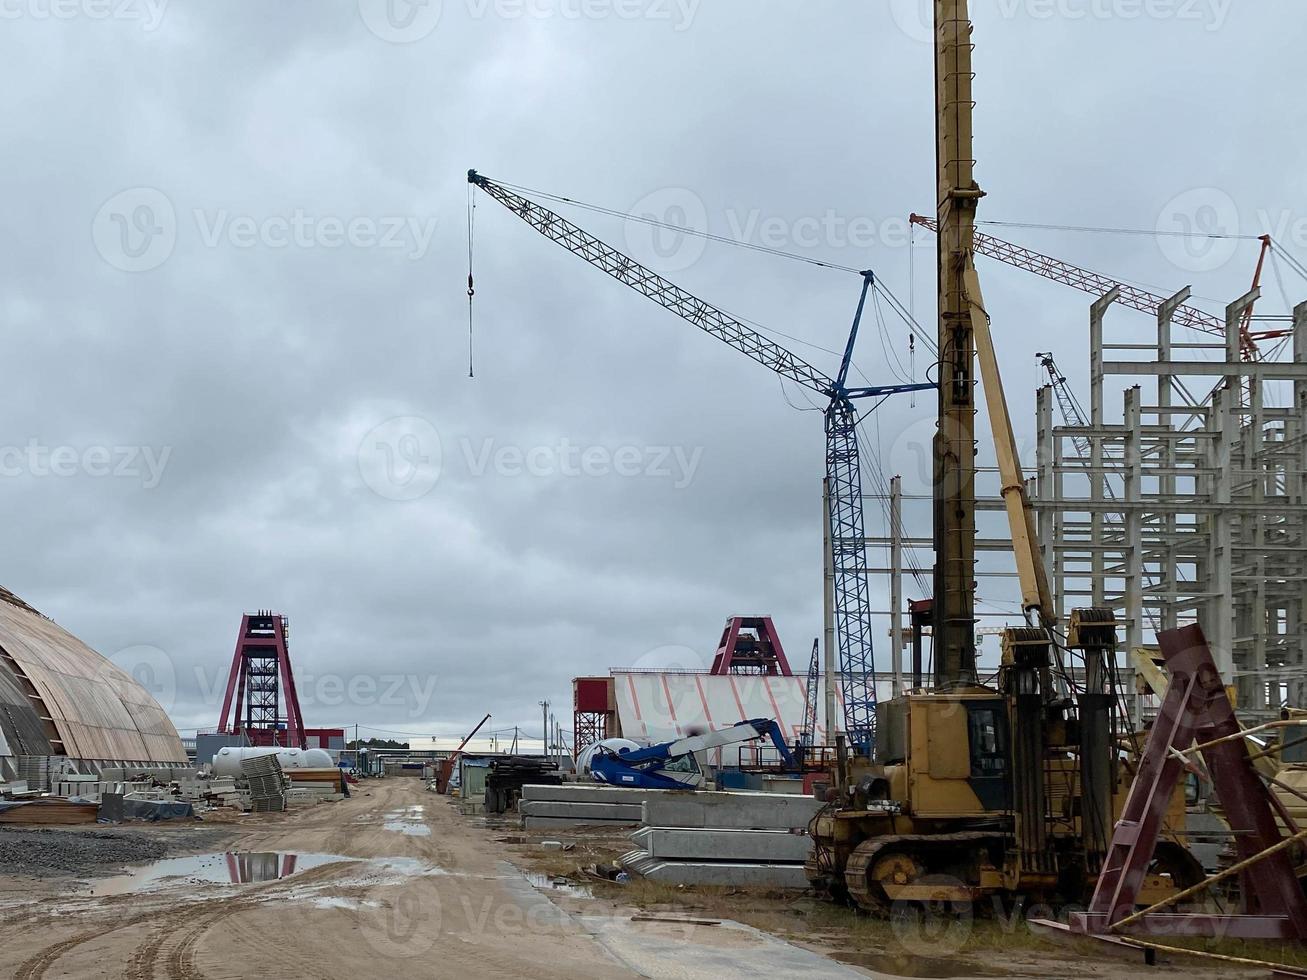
[0,587,185,782]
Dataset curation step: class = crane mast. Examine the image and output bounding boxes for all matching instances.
[933,0,981,687]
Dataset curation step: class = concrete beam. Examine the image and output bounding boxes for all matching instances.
[523,815,639,830]
[632,826,813,863]
[619,850,811,888]
[642,792,822,831]
[521,784,658,804]
[1103,361,1307,379]
[519,800,644,821]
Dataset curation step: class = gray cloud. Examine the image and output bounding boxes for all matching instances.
[1,1,1303,743]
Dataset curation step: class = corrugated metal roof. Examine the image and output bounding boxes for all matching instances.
[0,590,185,764]
[611,670,896,763]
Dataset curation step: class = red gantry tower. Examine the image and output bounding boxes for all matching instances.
[217,611,306,749]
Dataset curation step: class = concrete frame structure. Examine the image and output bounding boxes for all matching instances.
[1032,290,1307,720]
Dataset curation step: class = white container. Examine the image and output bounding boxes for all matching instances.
[210,746,334,778]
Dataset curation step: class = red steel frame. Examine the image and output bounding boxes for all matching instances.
[709,616,793,676]
[216,612,306,750]
[1071,624,1307,939]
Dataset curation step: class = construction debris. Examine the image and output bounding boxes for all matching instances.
[518,783,645,829]
[485,756,561,814]
[240,755,289,814]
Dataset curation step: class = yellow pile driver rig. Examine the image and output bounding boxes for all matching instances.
[805,1,1199,912]
[806,609,1201,911]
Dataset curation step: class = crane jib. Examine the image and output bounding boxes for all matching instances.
[468,169,935,755]
[469,171,833,395]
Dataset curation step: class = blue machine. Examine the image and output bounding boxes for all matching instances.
[588,718,799,791]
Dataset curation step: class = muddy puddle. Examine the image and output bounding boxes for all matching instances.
[525,872,594,900]
[90,851,355,896]
[382,805,432,837]
[830,950,1005,978]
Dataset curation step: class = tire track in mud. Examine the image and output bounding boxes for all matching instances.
[165,904,243,980]
[125,862,368,979]
[123,898,256,980]
[13,910,152,980]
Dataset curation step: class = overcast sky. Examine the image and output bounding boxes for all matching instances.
[1,1,1304,746]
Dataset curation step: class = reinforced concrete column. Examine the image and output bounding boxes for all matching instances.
[1036,387,1061,618]
[1249,363,1268,711]
[1123,387,1143,644]
[1090,290,1121,609]
[1156,289,1189,632]
[1209,386,1235,688]
[1293,303,1307,705]
[1224,289,1260,705]
[1123,386,1144,726]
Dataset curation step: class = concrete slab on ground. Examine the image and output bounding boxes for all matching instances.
[520,801,644,821]
[620,849,810,888]
[523,816,640,830]
[521,784,662,804]
[632,826,812,863]
[642,792,822,831]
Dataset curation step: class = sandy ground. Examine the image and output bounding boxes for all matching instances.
[0,780,1279,980]
[0,780,860,979]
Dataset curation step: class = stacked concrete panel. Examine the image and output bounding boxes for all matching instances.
[620,791,822,888]
[642,791,821,831]
[518,783,646,829]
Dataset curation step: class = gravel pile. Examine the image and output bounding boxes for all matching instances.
[0,828,169,878]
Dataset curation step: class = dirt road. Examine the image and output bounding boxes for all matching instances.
[0,779,858,979]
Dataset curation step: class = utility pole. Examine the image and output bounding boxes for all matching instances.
[932,0,981,689]
[539,700,549,759]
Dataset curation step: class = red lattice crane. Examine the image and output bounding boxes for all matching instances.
[908,215,1285,363]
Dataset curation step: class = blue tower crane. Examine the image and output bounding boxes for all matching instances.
[468,171,932,755]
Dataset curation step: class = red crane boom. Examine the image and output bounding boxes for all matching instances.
[908,214,1286,360]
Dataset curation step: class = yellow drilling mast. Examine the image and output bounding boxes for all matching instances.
[804,0,1198,914]
[932,0,982,688]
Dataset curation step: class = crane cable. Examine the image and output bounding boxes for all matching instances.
[474,179,928,390]
[488,177,864,276]
[467,184,477,379]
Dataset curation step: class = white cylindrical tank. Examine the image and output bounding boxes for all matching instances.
[210,746,334,778]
